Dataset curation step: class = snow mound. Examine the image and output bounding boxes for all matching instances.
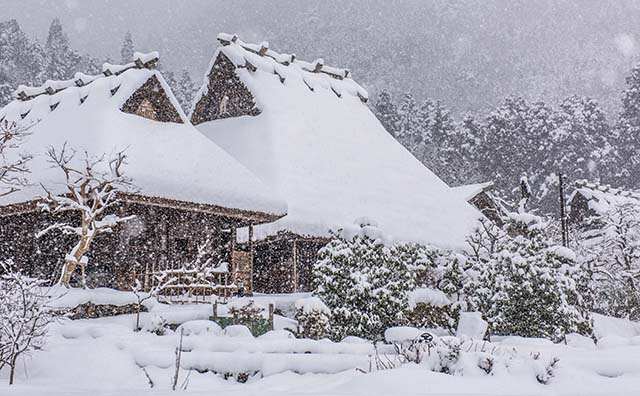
[384,327,427,343]
[176,320,223,336]
[224,325,254,338]
[294,297,330,315]
[456,312,488,340]
[408,288,451,309]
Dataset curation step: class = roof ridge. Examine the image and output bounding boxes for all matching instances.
[574,179,640,200]
[14,51,160,103]
[217,33,351,81]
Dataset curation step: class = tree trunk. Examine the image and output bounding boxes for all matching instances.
[9,354,17,385]
[58,260,77,288]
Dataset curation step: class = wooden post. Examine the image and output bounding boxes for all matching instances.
[212,300,218,320]
[268,303,274,330]
[292,240,298,293]
[144,261,149,291]
[559,173,568,247]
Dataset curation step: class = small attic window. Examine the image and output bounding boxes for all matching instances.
[50,102,60,111]
[110,85,121,96]
[80,95,88,104]
[20,110,30,119]
[331,87,342,98]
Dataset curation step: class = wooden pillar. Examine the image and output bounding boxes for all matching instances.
[292,239,298,293]
[248,223,254,252]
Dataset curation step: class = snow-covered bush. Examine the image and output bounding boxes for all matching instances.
[294,297,331,339]
[405,288,452,331]
[464,212,592,341]
[143,314,168,336]
[381,329,559,383]
[0,261,54,385]
[576,203,640,320]
[228,298,265,330]
[313,228,416,340]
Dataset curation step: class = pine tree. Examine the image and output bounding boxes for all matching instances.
[44,18,81,80]
[174,70,196,113]
[554,95,613,183]
[0,19,45,106]
[614,63,640,187]
[120,31,135,63]
[373,89,400,136]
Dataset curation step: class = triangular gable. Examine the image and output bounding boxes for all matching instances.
[121,74,184,123]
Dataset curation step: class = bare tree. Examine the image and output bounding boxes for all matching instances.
[0,261,54,385]
[0,120,32,197]
[131,276,175,332]
[36,143,136,288]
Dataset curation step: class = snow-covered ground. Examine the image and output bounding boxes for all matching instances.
[2,289,640,396]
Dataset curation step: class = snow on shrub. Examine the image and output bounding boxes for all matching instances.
[294,297,331,339]
[406,288,453,331]
[313,229,414,340]
[379,328,560,383]
[463,212,592,341]
[227,298,265,330]
[142,314,168,336]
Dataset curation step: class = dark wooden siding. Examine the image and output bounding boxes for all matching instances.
[0,202,235,289]
[121,75,184,123]
[190,52,260,125]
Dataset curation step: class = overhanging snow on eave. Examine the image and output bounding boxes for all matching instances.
[0,193,286,226]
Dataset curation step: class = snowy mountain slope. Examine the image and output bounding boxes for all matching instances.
[0,66,286,217]
[195,36,481,248]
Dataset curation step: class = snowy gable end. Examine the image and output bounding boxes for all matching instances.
[190,33,366,125]
[193,33,481,294]
[568,179,640,226]
[0,50,286,293]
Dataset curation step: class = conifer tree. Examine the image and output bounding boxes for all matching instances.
[120,31,135,63]
[614,63,640,187]
[373,89,400,136]
[44,18,81,80]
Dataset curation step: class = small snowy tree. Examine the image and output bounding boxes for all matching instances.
[37,144,135,288]
[0,120,32,197]
[294,297,331,340]
[313,227,415,340]
[0,261,54,385]
[465,213,591,341]
[577,203,640,320]
[131,276,175,332]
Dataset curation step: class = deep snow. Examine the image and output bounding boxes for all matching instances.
[2,289,640,396]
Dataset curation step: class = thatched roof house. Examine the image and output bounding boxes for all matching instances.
[192,34,481,292]
[0,51,286,291]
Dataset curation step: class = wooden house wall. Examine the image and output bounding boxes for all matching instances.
[0,202,235,289]
[190,52,261,125]
[253,237,327,293]
[469,191,504,226]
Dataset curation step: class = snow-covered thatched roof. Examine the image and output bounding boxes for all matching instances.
[569,179,640,216]
[450,181,494,202]
[194,34,481,248]
[0,52,287,221]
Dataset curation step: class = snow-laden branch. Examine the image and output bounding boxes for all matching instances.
[38,143,137,288]
[0,120,33,197]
